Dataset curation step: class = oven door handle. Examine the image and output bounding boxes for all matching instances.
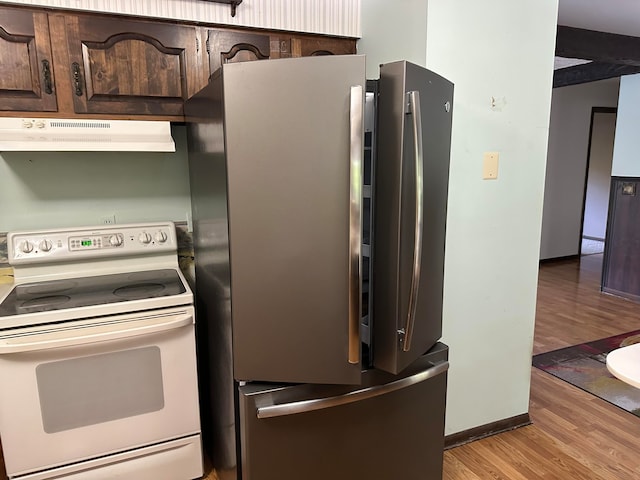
[0,314,193,354]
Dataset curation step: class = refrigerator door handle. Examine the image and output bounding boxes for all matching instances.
[348,84,363,365]
[400,90,424,353]
[256,360,449,419]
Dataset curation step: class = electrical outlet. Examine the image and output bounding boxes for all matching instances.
[100,214,116,225]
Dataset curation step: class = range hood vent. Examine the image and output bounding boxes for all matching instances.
[0,118,176,152]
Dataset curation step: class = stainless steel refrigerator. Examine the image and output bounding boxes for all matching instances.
[186,55,453,480]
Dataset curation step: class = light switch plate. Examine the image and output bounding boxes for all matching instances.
[483,152,499,180]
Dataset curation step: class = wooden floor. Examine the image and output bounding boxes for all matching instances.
[3,254,640,479]
[444,254,640,480]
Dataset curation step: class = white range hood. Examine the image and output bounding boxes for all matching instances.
[0,118,176,152]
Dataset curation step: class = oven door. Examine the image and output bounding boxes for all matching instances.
[0,306,201,477]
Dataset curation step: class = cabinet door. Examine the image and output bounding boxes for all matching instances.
[207,29,271,74]
[0,7,57,112]
[64,15,201,116]
[269,33,292,60]
[291,34,356,57]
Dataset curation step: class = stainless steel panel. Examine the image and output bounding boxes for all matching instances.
[239,343,448,480]
[222,56,365,384]
[374,62,453,374]
[186,75,238,476]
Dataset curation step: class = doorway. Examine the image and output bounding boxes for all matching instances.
[580,107,617,256]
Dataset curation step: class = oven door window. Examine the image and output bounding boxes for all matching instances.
[36,346,164,433]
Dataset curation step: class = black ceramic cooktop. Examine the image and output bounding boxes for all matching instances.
[0,269,186,317]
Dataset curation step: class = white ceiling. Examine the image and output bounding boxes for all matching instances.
[558,0,640,36]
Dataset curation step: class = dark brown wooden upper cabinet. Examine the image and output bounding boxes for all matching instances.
[269,33,292,60]
[0,7,57,112]
[63,15,202,117]
[208,29,271,74]
[291,35,356,57]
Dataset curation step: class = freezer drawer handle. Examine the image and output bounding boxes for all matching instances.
[0,314,193,354]
[256,360,449,419]
[399,90,425,353]
[348,84,364,365]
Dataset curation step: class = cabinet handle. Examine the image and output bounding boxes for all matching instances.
[72,62,83,96]
[41,60,53,95]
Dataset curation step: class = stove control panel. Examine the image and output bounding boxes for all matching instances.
[8,222,177,265]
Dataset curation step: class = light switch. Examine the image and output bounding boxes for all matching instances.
[483,152,499,180]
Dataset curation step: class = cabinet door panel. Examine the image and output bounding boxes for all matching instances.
[82,36,183,99]
[208,29,270,74]
[291,35,356,57]
[269,34,292,60]
[66,15,199,116]
[0,7,57,112]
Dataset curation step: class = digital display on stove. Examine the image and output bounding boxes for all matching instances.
[69,235,105,251]
[0,269,187,317]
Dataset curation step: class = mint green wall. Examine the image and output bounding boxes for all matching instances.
[612,74,640,177]
[358,0,427,78]
[424,1,557,435]
[361,0,557,436]
[0,125,191,232]
[362,0,559,436]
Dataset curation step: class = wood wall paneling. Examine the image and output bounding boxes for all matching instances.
[602,177,640,299]
[0,0,362,38]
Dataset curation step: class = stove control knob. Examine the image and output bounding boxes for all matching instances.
[21,240,34,253]
[139,232,152,244]
[39,239,53,252]
[109,235,123,247]
[155,231,168,243]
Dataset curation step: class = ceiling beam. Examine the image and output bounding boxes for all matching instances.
[554,62,640,88]
[556,25,640,66]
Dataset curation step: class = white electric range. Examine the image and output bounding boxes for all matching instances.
[0,222,203,480]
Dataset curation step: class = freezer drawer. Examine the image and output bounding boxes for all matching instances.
[238,343,448,480]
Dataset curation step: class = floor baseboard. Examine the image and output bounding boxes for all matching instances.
[444,413,531,450]
[540,255,580,264]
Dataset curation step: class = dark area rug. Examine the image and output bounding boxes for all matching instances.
[532,330,640,417]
